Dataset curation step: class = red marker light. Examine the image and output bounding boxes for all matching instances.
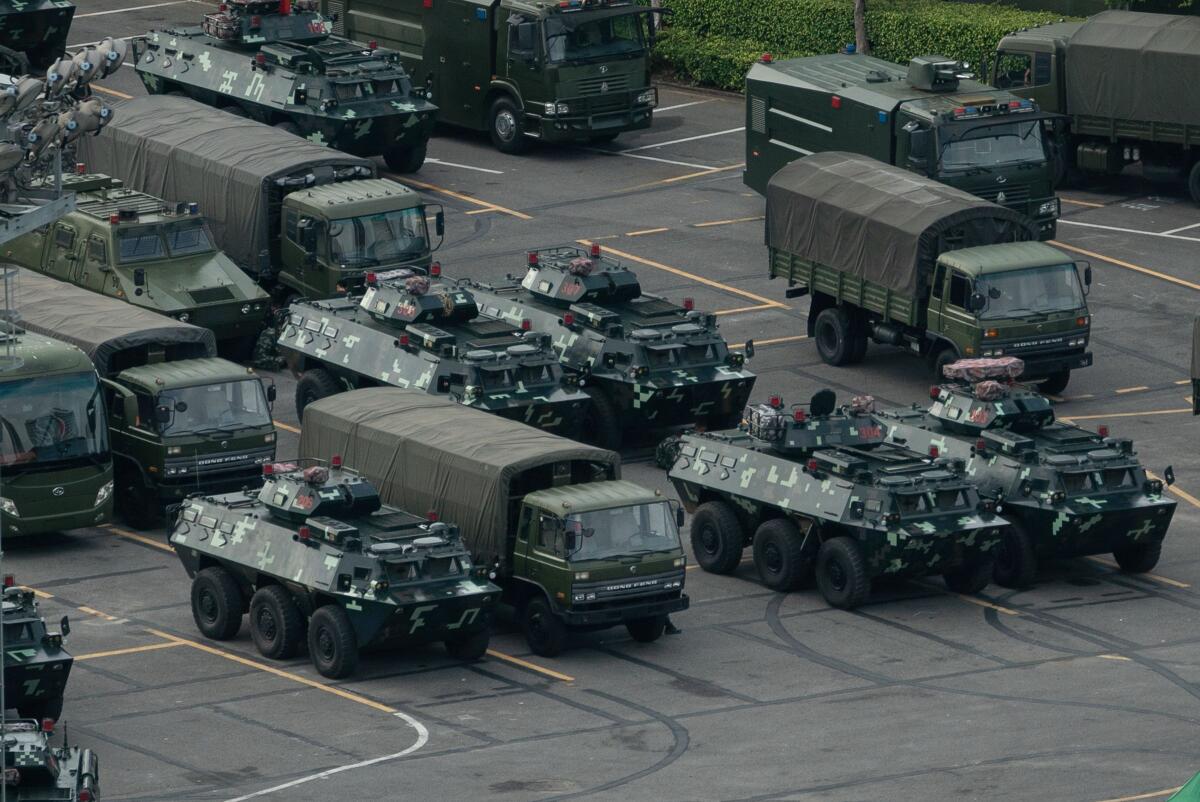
[1098,425,1110,438]
[806,458,818,472]
[262,463,274,477]
[831,95,842,109]
[682,297,695,311]
[368,40,378,51]
[422,0,432,7]
[527,251,539,266]
[278,0,290,13]
[1008,100,1021,108]
[109,213,120,225]
[427,510,438,522]
[79,790,93,802]
[2,574,13,588]
[768,395,782,409]
[590,242,601,258]
[929,385,941,400]
[761,53,773,63]
[562,312,575,326]
[430,261,441,277]
[75,162,86,174]
[331,454,343,469]
[250,14,261,26]
[975,437,986,452]
[365,272,377,285]
[793,408,806,423]
[255,52,266,66]
[398,334,410,347]
[40,718,54,733]
[521,319,532,331]
[928,445,940,459]
[298,526,311,541]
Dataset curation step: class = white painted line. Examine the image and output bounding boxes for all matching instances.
[222,710,429,802]
[1057,219,1200,243]
[770,107,832,133]
[75,0,189,17]
[618,126,745,153]
[581,147,716,171]
[655,100,712,114]
[425,158,503,175]
[1161,221,1200,235]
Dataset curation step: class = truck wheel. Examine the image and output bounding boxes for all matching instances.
[17,696,63,722]
[444,628,490,661]
[943,559,994,595]
[308,604,359,678]
[752,518,813,591]
[931,347,959,381]
[625,615,667,643]
[1113,540,1162,574]
[295,368,343,419]
[848,335,868,364]
[815,537,870,609]
[220,104,248,118]
[191,567,244,641]
[690,501,745,575]
[993,523,1038,589]
[249,585,306,660]
[274,121,301,137]
[118,478,159,531]
[813,307,853,366]
[522,597,568,657]
[1188,160,1200,205]
[1038,370,1070,396]
[489,96,530,154]
[384,144,427,173]
[583,387,622,450]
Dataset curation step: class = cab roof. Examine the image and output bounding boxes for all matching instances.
[525,479,662,514]
[117,357,257,390]
[938,242,1071,276]
[287,178,422,218]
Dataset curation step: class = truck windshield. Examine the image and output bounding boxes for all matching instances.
[0,373,108,474]
[328,209,429,266]
[158,379,271,435]
[975,264,1085,320]
[118,228,167,263]
[544,11,646,63]
[938,119,1045,173]
[566,501,679,561]
[165,223,214,257]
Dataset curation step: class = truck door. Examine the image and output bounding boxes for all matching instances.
[47,223,78,280]
[993,50,1056,111]
[81,235,109,292]
[925,262,947,338]
[504,11,541,101]
[511,505,534,584]
[424,0,494,129]
[941,270,978,356]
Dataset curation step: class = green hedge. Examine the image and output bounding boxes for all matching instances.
[655,0,1072,90]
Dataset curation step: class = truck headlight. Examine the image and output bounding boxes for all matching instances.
[1038,199,1060,218]
[264,432,275,443]
[555,102,568,115]
[167,446,182,455]
[95,481,114,507]
[574,571,589,580]
[177,313,190,323]
[241,304,252,315]
[0,497,17,517]
[636,89,657,107]
[673,557,685,567]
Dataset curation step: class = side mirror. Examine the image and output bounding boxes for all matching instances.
[133,267,146,287]
[1165,466,1175,486]
[744,339,756,359]
[967,292,987,314]
[266,383,277,403]
[435,211,445,238]
[155,404,172,425]
[60,616,70,637]
[907,128,931,173]
[675,505,685,529]
[1084,265,1092,286]
[564,530,577,554]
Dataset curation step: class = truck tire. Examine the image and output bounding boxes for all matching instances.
[1113,540,1162,574]
[583,387,622,450]
[814,307,854,366]
[993,523,1038,589]
[1038,370,1070,396]
[690,501,745,575]
[625,615,667,643]
[17,695,63,722]
[943,559,994,595]
[384,144,427,173]
[752,518,813,591]
[220,104,248,118]
[295,368,343,419]
[489,96,530,154]
[444,628,490,661]
[931,346,959,381]
[191,567,244,641]
[522,596,568,657]
[249,585,306,660]
[815,537,870,609]
[308,604,359,678]
[274,120,301,137]
[1188,160,1200,205]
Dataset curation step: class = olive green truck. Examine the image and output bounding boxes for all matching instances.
[767,153,1092,394]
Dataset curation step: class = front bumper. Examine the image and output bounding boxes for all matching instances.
[596,373,756,429]
[1030,196,1059,240]
[1011,497,1176,559]
[481,393,590,438]
[181,301,270,343]
[0,503,112,537]
[863,524,1004,579]
[320,104,438,156]
[560,592,689,627]
[529,89,656,142]
[1018,349,1093,378]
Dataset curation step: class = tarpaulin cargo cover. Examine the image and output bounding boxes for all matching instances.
[1065,11,1200,128]
[765,152,1037,297]
[74,96,375,276]
[299,387,621,559]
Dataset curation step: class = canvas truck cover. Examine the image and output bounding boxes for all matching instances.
[299,388,622,559]
[73,96,376,274]
[9,268,216,376]
[1065,11,1200,127]
[766,152,1037,297]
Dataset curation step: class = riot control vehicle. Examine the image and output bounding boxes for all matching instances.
[1,718,98,801]
[1,578,72,721]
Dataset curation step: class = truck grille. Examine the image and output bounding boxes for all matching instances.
[166,448,274,477]
[575,74,629,97]
[975,185,1030,208]
[573,569,684,604]
[188,286,235,304]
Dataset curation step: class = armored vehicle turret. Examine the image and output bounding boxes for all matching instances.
[171,458,501,678]
[132,0,437,172]
[281,268,590,437]
[877,357,1177,587]
[464,244,756,448]
[668,390,1006,609]
[2,718,99,801]
[0,0,74,75]
[1,580,72,721]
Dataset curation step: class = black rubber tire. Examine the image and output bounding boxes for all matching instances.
[944,559,994,595]
[993,523,1038,589]
[307,605,359,679]
[1188,160,1200,206]
[17,695,63,722]
[191,567,244,641]
[1038,370,1071,396]
[488,96,530,154]
[816,536,870,609]
[583,387,622,450]
[522,596,568,657]
[444,628,490,661]
[1113,540,1163,574]
[295,368,343,419]
[813,307,853,367]
[689,501,745,575]
[848,335,869,364]
[119,476,159,531]
[220,105,248,118]
[249,585,306,660]
[273,120,302,137]
[383,143,427,173]
[752,518,813,592]
[625,615,667,643]
[932,347,959,381]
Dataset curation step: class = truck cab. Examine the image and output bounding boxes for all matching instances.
[990,23,1079,115]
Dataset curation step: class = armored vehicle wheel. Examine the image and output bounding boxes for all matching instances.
[489,96,530,154]
[1113,540,1162,574]
[307,605,359,679]
[165,90,187,97]
[1038,370,1071,396]
[444,628,490,661]
[249,585,306,660]
[220,104,248,118]
[17,696,62,722]
[384,144,427,173]
[274,121,301,137]
[993,524,1038,588]
[1189,160,1200,205]
[583,387,621,450]
[295,369,343,419]
[522,596,568,657]
[191,567,244,640]
[814,307,854,366]
[943,559,994,595]
[752,518,813,592]
[690,501,745,575]
[119,479,159,531]
[931,347,959,381]
[625,615,667,643]
[816,537,870,609]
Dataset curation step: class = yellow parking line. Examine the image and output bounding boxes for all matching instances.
[714,303,775,316]
[1051,241,1200,292]
[626,227,670,237]
[729,334,808,350]
[91,84,133,100]
[103,524,174,553]
[1059,197,1106,208]
[1148,470,1200,512]
[75,641,185,661]
[274,420,302,434]
[1098,653,1132,662]
[1175,379,1192,385]
[692,215,765,228]
[1086,555,1190,588]
[19,586,53,599]
[1115,386,1150,394]
[1094,788,1181,802]
[401,178,532,221]
[486,649,575,683]
[954,594,1021,616]
[77,606,118,621]
[1059,408,1189,423]
[627,162,744,190]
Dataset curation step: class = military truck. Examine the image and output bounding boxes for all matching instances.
[766,153,1092,394]
[463,244,756,448]
[0,0,74,75]
[990,11,1200,202]
[1,578,72,721]
[12,269,277,529]
[74,96,443,302]
[132,0,436,172]
[327,0,662,153]
[878,357,1177,588]
[4,172,270,359]
[1,718,98,801]
[745,52,1060,238]
[300,388,690,656]
[668,391,1005,609]
[171,459,500,678]
[281,268,589,437]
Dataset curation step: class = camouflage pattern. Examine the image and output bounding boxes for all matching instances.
[463,245,756,439]
[2,719,99,801]
[0,0,74,74]
[1,586,71,721]
[133,0,436,170]
[280,269,590,435]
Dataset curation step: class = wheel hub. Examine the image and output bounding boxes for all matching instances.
[495,111,516,140]
[198,590,218,622]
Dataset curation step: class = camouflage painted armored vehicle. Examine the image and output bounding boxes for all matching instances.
[133,0,436,172]
[171,458,501,678]
[667,391,1006,609]
[0,0,74,75]
[1,579,72,721]
[281,268,590,436]
[878,357,1177,587]
[463,244,756,448]
[2,718,99,801]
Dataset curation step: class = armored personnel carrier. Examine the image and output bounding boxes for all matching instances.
[281,268,590,437]
[877,357,1177,587]
[0,0,74,75]
[171,458,501,678]
[463,244,756,448]
[2,718,99,801]
[133,0,436,172]
[667,391,1006,609]
[1,579,72,721]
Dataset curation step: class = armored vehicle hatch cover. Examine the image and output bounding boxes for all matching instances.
[1,581,72,720]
